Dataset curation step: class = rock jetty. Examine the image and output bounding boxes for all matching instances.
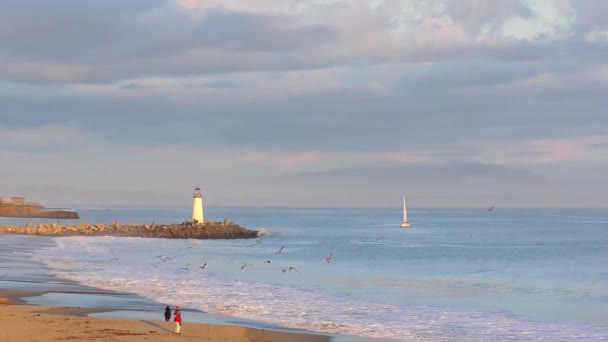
[0,220,258,239]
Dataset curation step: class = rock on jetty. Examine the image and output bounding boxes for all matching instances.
[0,220,258,239]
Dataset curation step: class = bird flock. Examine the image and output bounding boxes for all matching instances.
[140,239,333,276]
[69,237,334,278]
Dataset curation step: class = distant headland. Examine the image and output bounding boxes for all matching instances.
[0,196,79,219]
[0,220,259,239]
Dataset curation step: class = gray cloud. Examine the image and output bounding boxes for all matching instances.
[1,0,607,207]
[0,1,339,83]
[195,7,339,51]
[0,1,604,84]
[1,74,607,152]
[0,1,159,60]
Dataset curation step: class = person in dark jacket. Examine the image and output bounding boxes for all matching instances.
[164,305,171,321]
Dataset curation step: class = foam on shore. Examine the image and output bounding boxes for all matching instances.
[0,235,332,342]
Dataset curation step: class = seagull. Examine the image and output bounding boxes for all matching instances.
[247,240,262,248]
[149,262,160,268]
[488,206,495,212]
[199,262,207,269]
[241,264,253,270]
[109,257,119,261]
[324,253,333,263]
[282,269,287,274]
[288,266,299,273]
[179,263,191,273]
[160,256,173,263]
[275,246,284,255]
[264,260,271,264]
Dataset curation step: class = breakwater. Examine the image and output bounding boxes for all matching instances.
[0,220,258,239]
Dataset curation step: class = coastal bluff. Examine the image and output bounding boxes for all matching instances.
[0,196,79,219]
[0,220,258,239]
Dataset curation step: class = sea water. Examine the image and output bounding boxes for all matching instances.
[7,207,608,341]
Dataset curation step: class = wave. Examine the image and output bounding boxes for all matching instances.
[32,236,608,341]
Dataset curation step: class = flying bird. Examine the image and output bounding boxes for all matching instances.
[288,267,299,273]
[275,246,284,255]
[324,253,333,263]
[488,206,495,212]
[160,256,173,263]
[241,264,253,270]
[199,262,207,269]
[179,263,191,273]
[264,260,271,264]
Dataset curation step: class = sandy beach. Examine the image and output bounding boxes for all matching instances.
[0,234,332,342]
[0,292,329,341]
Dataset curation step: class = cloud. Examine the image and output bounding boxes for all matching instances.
[0,1,340,83]
[1,0,604,84]
[1,0,607,207]
[0,124,93,152]
[501,0,576,40]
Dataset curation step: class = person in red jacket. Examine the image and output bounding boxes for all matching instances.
[174,307,182,334]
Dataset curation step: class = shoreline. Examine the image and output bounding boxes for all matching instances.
[0,300,331,341]
[0,234,334,342]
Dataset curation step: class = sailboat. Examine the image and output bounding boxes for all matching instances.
[401,196,410,228]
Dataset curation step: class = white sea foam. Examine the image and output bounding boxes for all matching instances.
[33,236,608,341]
[256,228,272,236]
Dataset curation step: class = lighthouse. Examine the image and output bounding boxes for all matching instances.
[192,186,204,224]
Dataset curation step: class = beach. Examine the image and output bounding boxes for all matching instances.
[0,233,332,342]
[0,297,329,341]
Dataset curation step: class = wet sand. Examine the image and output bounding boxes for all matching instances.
[0,235,332,342]
[0,297,330,341]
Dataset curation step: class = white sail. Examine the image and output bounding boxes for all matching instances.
[401,195,410,228]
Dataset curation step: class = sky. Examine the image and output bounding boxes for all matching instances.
[1,0,607,208]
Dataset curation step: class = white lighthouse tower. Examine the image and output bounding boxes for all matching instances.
[192,186,204,224]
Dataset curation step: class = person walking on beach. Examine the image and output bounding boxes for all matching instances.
[164,305,171,322]
[174,307,182,334]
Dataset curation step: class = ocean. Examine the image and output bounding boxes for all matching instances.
[3,207,608,341]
